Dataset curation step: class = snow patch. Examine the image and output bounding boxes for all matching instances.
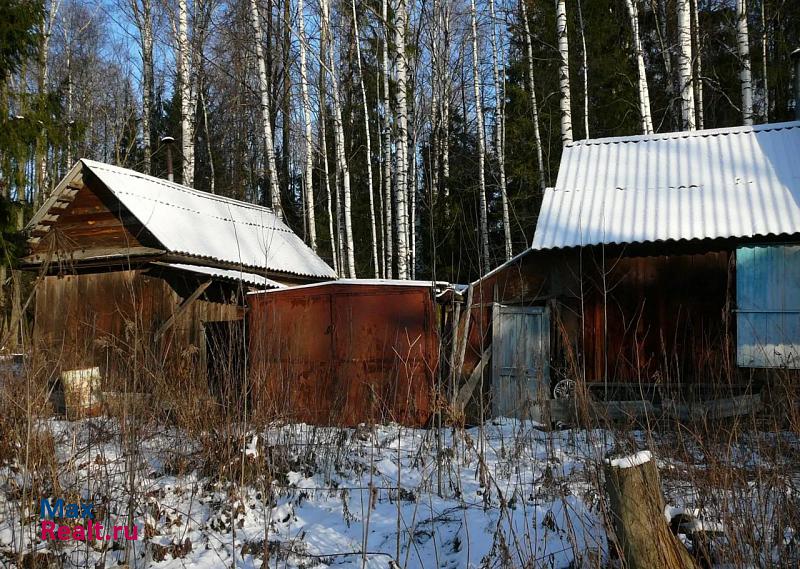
[605,450,652,469]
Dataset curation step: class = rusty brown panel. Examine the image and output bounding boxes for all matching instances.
[247,283,438,427]
[577,250,732,384]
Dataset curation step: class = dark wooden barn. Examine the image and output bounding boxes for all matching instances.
[22,159,336,384]
[459,121,800,419]
[247,280,442,426]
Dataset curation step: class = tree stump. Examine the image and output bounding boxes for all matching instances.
[604,451,699,569]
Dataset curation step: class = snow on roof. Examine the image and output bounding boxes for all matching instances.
[532,121,800,250]
[151,262,286,289]
[30,160,336,280]
[247,278,446,295]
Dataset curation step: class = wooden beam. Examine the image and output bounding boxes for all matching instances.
[454,347,491,413]
[20,247,165,266]
[154,279,212,341]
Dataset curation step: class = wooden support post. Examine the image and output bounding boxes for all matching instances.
[154,279,212,341]
[604,451,700,569]
[454,347,490,414]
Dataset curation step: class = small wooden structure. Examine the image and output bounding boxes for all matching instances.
[247,280,441,426]
[22,160,336,380]
[460,122,800,419]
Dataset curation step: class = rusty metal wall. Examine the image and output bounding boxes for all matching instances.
[247,283,438,426]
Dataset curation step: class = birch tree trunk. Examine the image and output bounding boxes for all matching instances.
[35,0,59,204]
[677,0,696,131]
[351,0,379,276]
[319,70,338,274]
[381,0,393,278]
[760,0,768,121]
[441,0,451,201]
[555,0,573,145]
[394,0,410,279]
[489,0,511,261]
[321,0,356,277]
[297,0,316,250]
[132,0,154,174]
[249,0,282,214]
[624,0,653,134]
[736,0,754,125]
[576,0,589,139]
[470,0,490,268]
[691,0,704,128]
[178,0,196,186]
[521,0,546,192]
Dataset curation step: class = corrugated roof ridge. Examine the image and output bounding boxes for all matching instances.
[81,159,284,217]
[565,120,800,148]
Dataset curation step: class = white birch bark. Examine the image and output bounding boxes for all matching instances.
[691,0,704,128]
[677,0,696,130]
[521,0,545,192]
[249,0,282,213]
[489,0,511,260]
[321,0,356,277]
[178,0,196,186]
[131,0,153,173]
[351,0,379,276]
[381,0,393,278]
[470,0,490,267]
[297,0,316,250]
[394,0,410,279]
[736,0,754,125]
[624,0,653,134]
[555,0,573,145]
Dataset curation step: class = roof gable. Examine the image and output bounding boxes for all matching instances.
[532,121,800,250]
[28,160,336,280]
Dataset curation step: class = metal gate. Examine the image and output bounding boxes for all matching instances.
[491,304,550,419]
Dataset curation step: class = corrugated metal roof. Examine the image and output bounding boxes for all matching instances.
[151,262,286,289]
[532,121,800,250]
[30,160,336,280]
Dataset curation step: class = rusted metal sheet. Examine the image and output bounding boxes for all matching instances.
[247,282,439,426]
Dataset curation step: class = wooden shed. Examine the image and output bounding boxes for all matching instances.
[460,121,800,419]
[22,159,336,381]
[247,280,442,426]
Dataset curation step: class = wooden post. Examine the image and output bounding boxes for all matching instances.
[604,451,699,569]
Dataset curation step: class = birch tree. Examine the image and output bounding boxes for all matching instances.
[736,0,754,125]
[394,0,410,279]
[521,0,545,191]
[130,0,154,173]
[677,0,696,130]
[470,0,490,267]
[177,0,196,186]
[321,0,356,277]
[381,0,393,277]
[297,0,316,249]
[35,0,60,203]
[576,0,589,138]
[489,0,511,260]
[691,0,704,128]
[760,0,768,120]
[249,0,282,213]
[624,0,653,134]
[555,0,573,145]
[351,0,379,276]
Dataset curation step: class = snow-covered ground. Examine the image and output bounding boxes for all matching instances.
[1,418,798,568]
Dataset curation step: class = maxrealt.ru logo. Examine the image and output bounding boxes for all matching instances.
[40,499,138,541]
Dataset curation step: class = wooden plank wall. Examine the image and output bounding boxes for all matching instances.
[33,270,241,382]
